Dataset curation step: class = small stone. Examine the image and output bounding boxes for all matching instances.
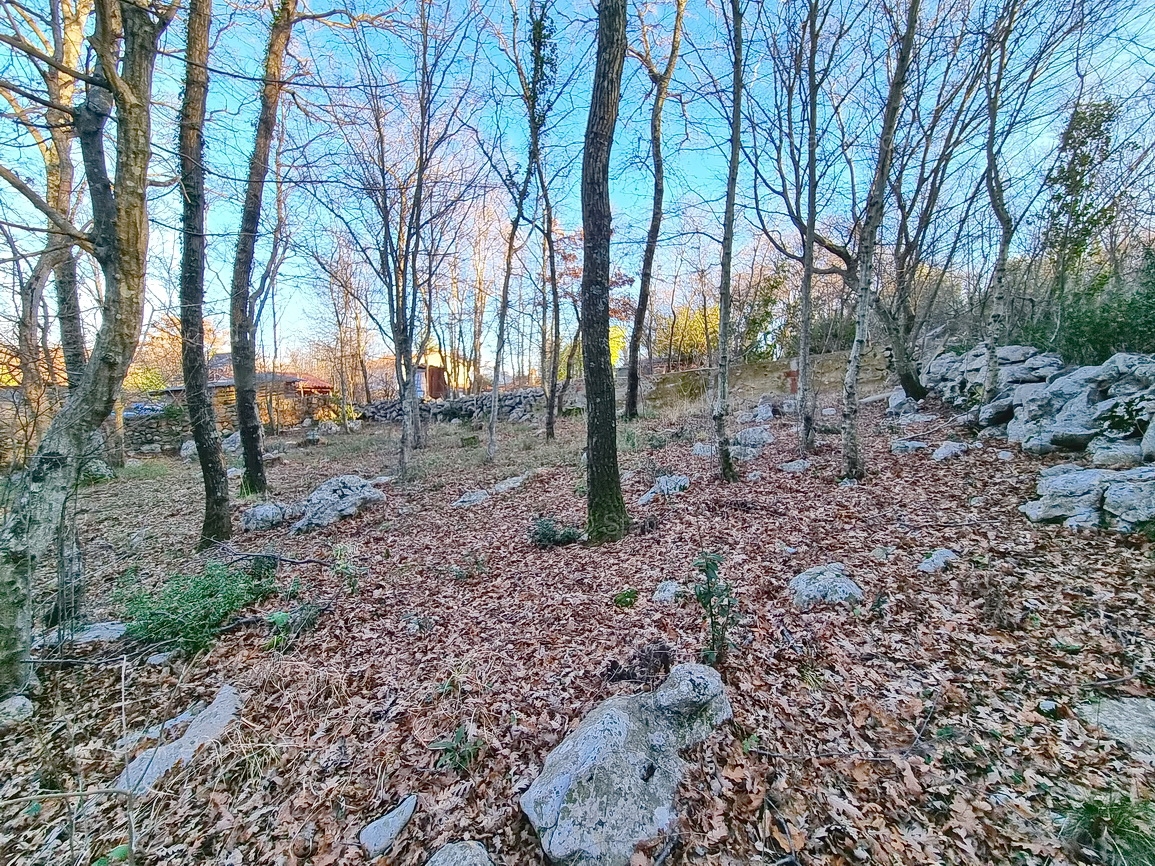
[734,426,774,448]
[0,695,33,729]
[745,471,763,482]
[932,441,968,461]
[917,548,959,573]
[316,420,341,435]
[891,440,928,455]
[180,440,198,461]
[359,793,418,858]
[1037,699,1060,718]
[788,563,863,610]
[639,474,690,506]
[652,581,682,604]
[871,546,894,562]
[452,490,490,508]
[425,841,496,866]
[240,503,287,532]
[821,407,837,417]
[146,652,174,666]
[227,467,244,479]
[492,475,526,494]
[691,441,716,458]
[222,432,242,453]
[779,459,811,473]
[998,450,1014,461]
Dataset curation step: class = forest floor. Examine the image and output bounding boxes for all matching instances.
[2,396,1154,866]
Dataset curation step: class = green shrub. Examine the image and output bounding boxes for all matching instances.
[121,561,277,652]
[429,724,484,772]
[612,588,638,608]
[692,551,740,667]
[1061,795,1155,866]
[528,517,583,548]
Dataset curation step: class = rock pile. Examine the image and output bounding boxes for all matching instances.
[239,475,384,533]
[520,664,731,865]
[921,344,1065,406]
[359,389,546,424]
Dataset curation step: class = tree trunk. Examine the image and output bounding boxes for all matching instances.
[581,0,629,543]
[841,0,919,480]
[713,0,742,484]
[625,0,686,420]
[229,0,297,496]
[797,0,820,454]
[180,0,231,546]
[0,0,170,697]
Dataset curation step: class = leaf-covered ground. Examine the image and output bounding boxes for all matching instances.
[2,400,1153,866]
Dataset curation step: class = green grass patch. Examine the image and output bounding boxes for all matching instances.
[120,561,277,652]
[117,461,171,482]
[1062,795,1155,866]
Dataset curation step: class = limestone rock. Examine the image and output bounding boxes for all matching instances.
[316,420,341,435]
[891,440,928,455]
[788,563,863,610]
[520,664,731,866]
[917,549,959,573]
[492,475,526,494]
[118,685,241,793]
[359,794,418,858]
[1088,436,1144,468]
[290,475,384,533]
[452,490,490,508]
[691,441,716,458]
[639,475,690,506]
[1143,422,1155,462]
[897,412,938,425]
[652,581,682,604]
[932,441,968,461]
[1077,699,1155,763]
[180,440,198,461]
[998,450,1015,461]
[886,390,918,416]
[734,426,774,448]
[222,431,242,453]
[778,459,811,473]
[425,842,496,866]
[240,503,288,533]
[729,444,761,462]
[0,695,33,729]
[81,459,115,484]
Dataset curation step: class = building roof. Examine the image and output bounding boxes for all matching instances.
[153,371,334,395]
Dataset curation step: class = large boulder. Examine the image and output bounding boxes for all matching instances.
[290,475,384,533]
[734,426,774,448]
[520,664,732,866]
[240,503,289,533]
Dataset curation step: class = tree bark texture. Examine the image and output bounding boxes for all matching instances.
[0,0,171,696]
[229,0,297,496]
[580,0,629,543]
[841,0,920,480]
[180,0,231,545]
[713,0,742,483]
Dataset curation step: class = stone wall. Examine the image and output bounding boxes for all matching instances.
[125,412,190,453]
[359,389,546,424]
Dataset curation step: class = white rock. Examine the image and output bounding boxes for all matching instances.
[734,426,774,448]
[778,459,811,473]
[222,432,242,453]
[520,665,731,866]
[998,450,1015,461]
[932,441,968,461]
[180,440,198,461]
[917,549,959,573]
[0,695,33,729]
[452,490,490,508]
[652,581,682,604]
[788,563,863,610]
[240,503,287,532]
[425,841,496,866]
[291,475,385,533]
[891,440,928,455]
[359,793,418,858]
[639,474,690,506]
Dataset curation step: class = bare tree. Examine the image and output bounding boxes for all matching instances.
[841,0,920,480]
[713,0,743,482]
[623,0,686,419]
[0,0,176,696]
[179,0,231,545]
[581,0,629,542]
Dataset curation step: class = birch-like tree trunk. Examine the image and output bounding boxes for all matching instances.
[713,0,743,483]
[581,0,629,542]
[841,0,920,480]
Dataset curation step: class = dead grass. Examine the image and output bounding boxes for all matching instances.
[3,409,1153,866]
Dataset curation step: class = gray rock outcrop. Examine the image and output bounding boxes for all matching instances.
[0,695,33,729]
[917,549,959,573]
[290,475,385,533]
[788,563,863,610]
[240,503,289,532]
[520,664,732,866]
[1077,699,1155,763]
[932,441,968,461]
